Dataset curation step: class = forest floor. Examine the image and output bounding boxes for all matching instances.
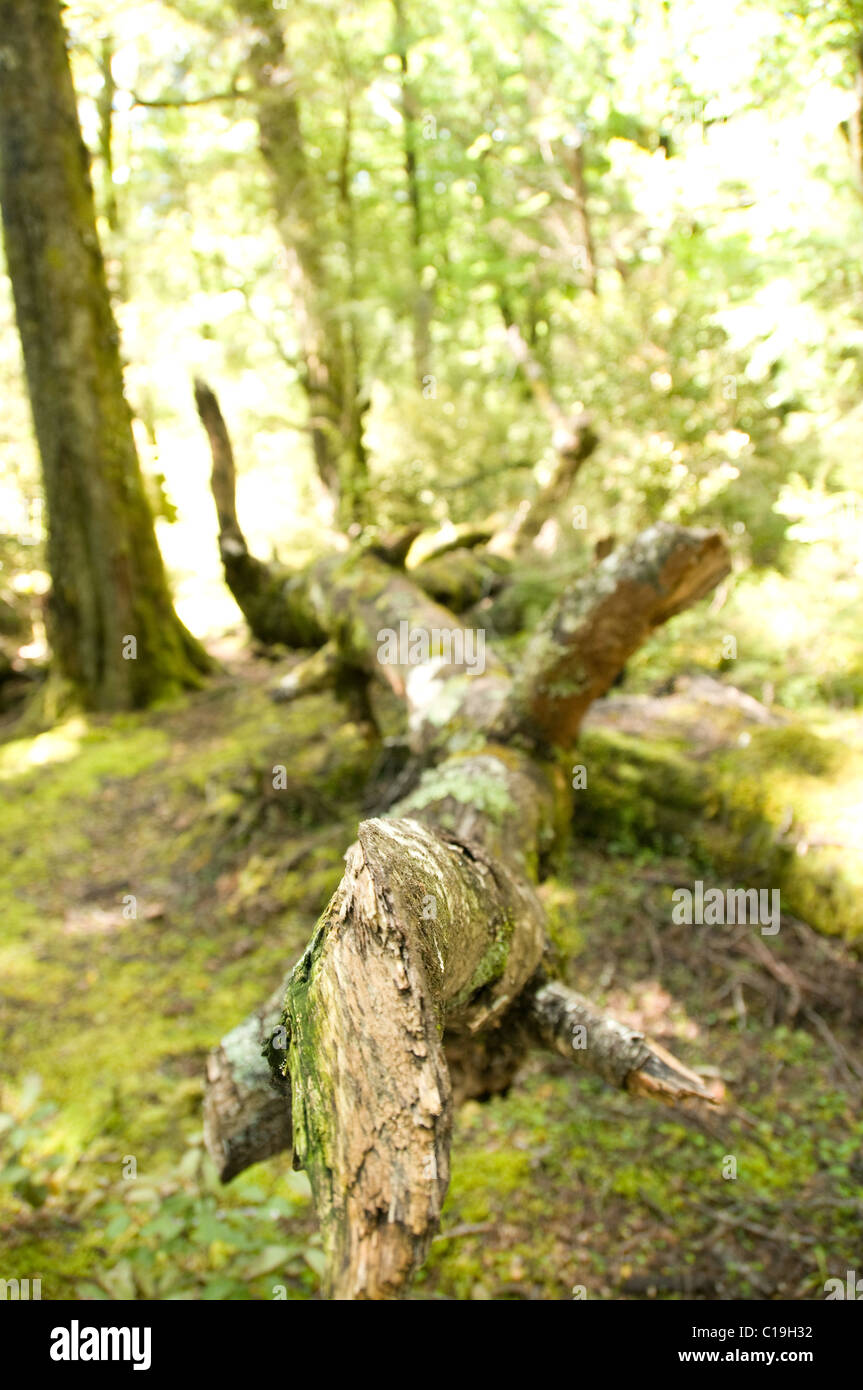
[1,644,861,1301]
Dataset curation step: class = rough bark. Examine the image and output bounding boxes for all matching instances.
[205,514,728,1298]
[0,0,210,710]
[204,980,292,1185]
[499,523,732,745]
[525,980,711,1101]
[206,966,716,1185]
[278,815,547,1299]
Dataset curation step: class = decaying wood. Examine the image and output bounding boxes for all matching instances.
[205,504,730,1299]
[524,980,714,1101]
[278,815,546,1299]
[203,981,292,1184]
[500,523,732,745]
[204,968,717,1192]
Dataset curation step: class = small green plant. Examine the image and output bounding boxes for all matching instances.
[0,1073,64,1209]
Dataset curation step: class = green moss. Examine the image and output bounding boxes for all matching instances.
[0,672,363,1297]
[445,1145,533,1224]
[728,724,843,777]
[577,720,863,940]
[448,914,516,1011]
[2,623,861,1299]
[396,755,518,826]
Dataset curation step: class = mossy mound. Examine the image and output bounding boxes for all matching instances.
[577,711,863,942]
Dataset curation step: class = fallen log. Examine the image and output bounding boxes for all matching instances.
[579,678,863,943]
[204,517,730,1298]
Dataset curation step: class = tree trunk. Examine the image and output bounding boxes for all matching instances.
[0,0,210,710]
[566,133,597,295]
[393,0,433,388]
[205,518,730,1299]
[235,0,369,529]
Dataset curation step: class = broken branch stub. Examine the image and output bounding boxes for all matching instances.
[525,980,717,1103]
[499,523,731,746]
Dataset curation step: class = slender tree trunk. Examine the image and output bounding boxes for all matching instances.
[393,0,433,387]
[236,0,369,529]
[566,132,598,295]
[96,36,120,236]
[0,0,210,710]
[334,85,371,515]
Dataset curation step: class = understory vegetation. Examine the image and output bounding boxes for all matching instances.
[2,648,861,1299]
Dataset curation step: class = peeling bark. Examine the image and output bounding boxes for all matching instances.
[278,814,542,1298]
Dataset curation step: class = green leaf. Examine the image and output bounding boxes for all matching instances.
[240,1244,300,1279]
[304,1248,327,1278]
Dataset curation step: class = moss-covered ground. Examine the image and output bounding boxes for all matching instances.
[1,655,861,1300]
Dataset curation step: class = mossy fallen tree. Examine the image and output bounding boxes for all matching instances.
[204,516,731,1299]
[579,681,863,943]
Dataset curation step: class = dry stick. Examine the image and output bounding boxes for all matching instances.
[525,981,717,1103]
[803,1007,863,1090]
